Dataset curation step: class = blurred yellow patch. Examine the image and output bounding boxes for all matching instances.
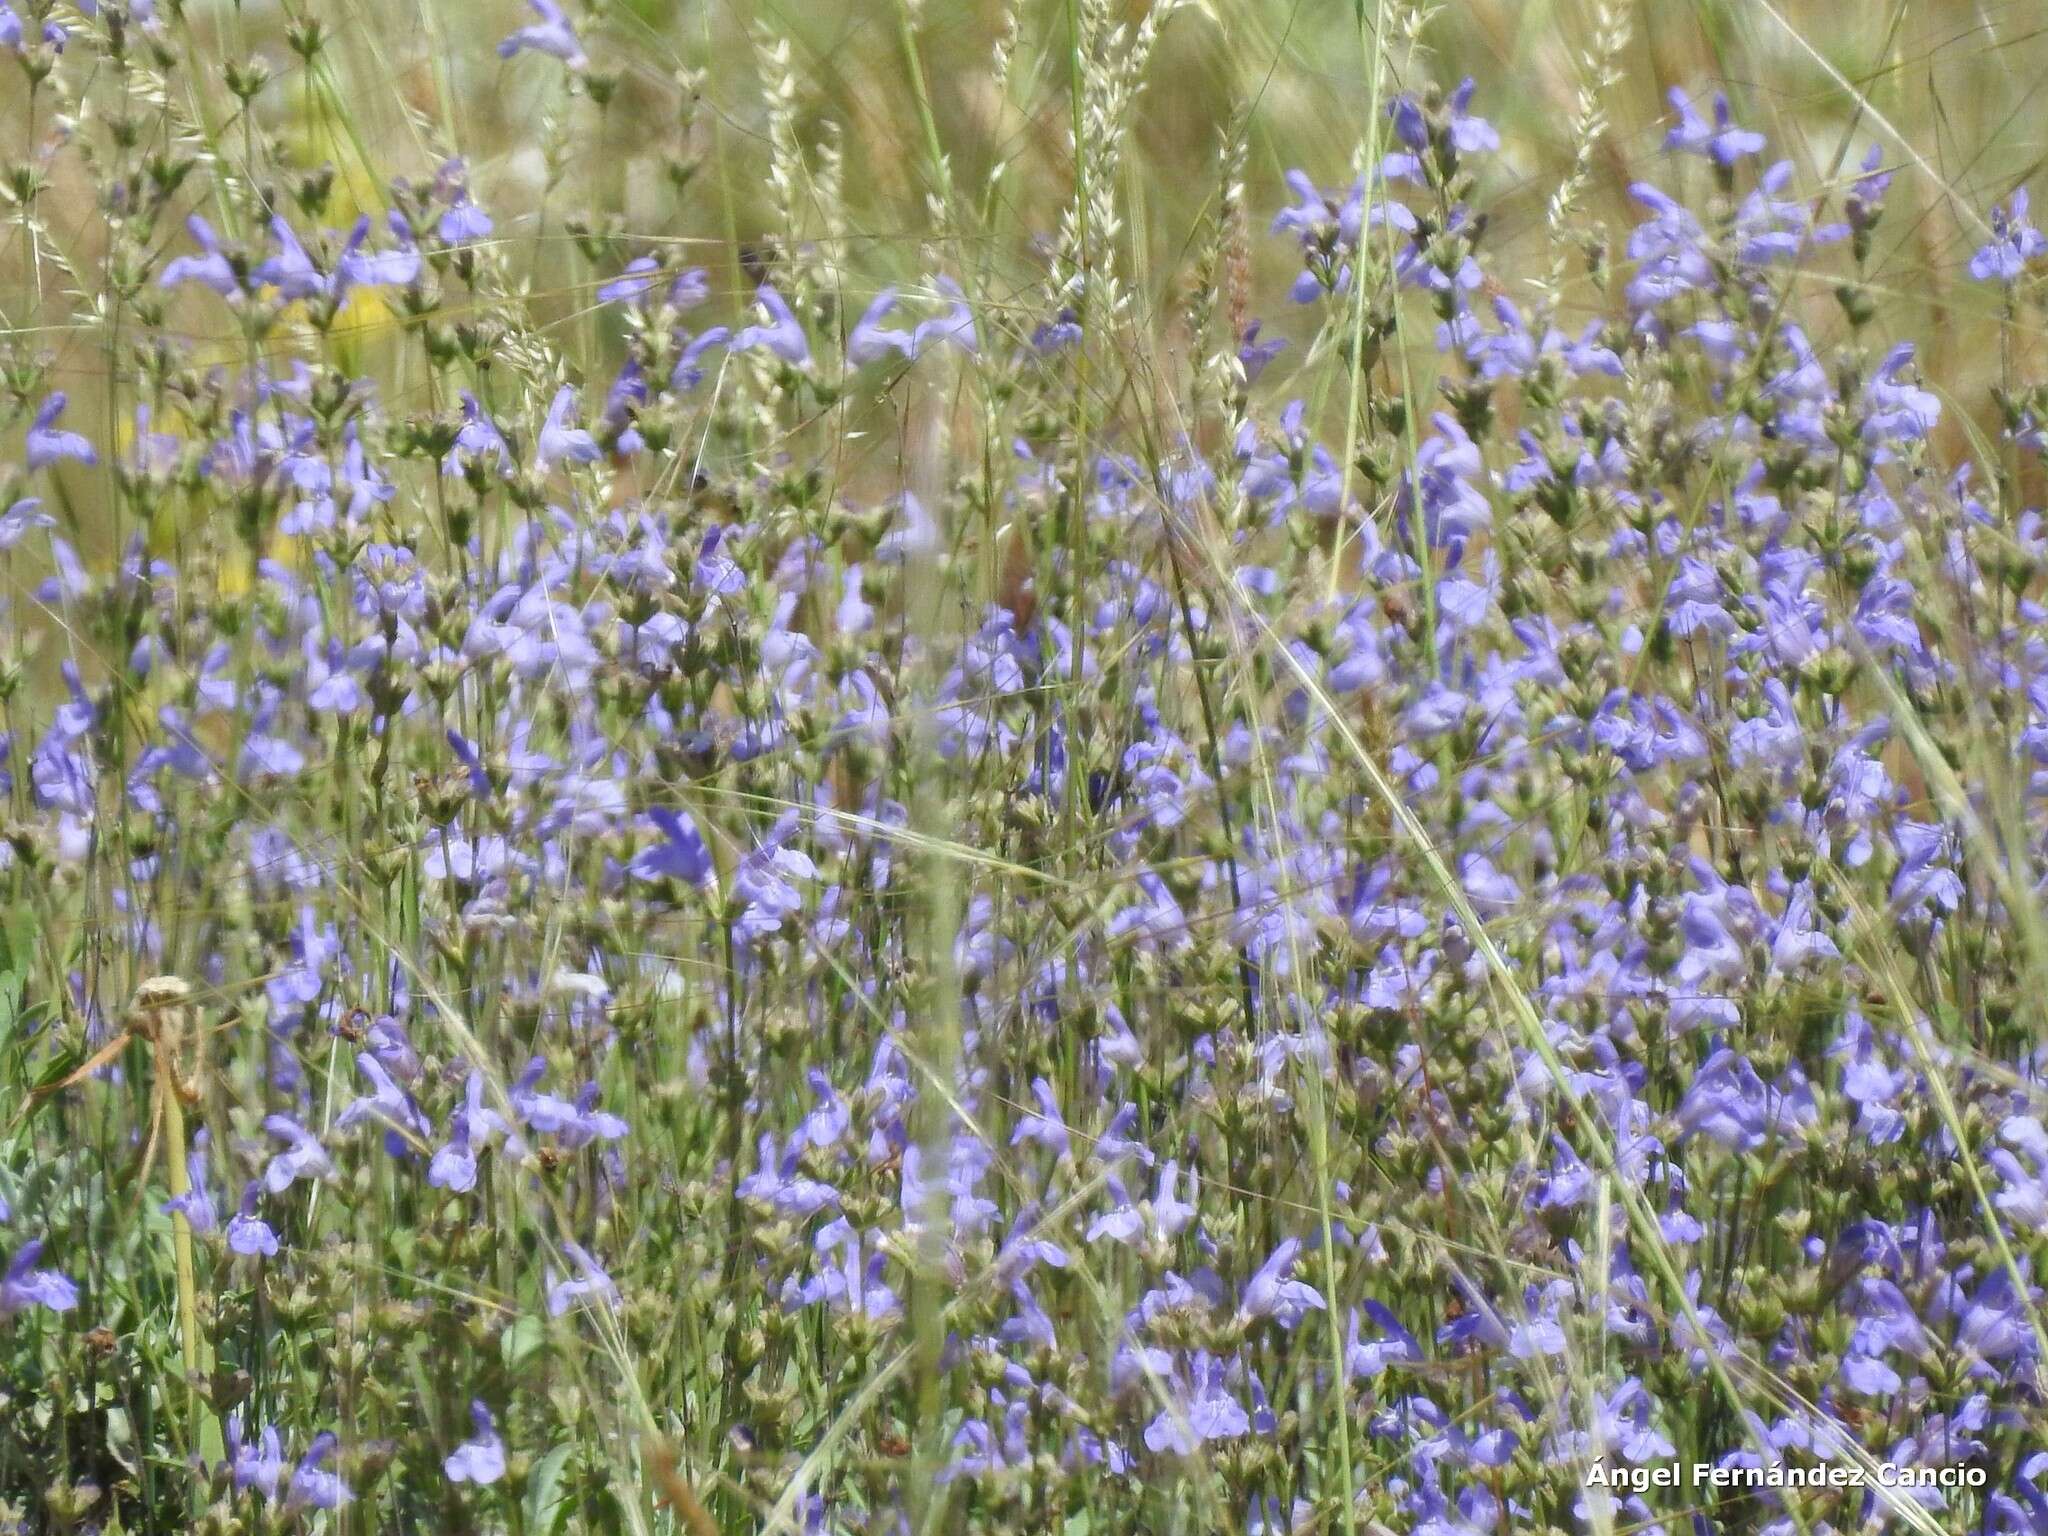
[334,288,395,343]
[218,544,252,598]
[114,409,191,456]
[283,287,400,377]
[217,532,311,591]
[285,116,375,228]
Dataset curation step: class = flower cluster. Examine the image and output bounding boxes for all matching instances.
[2,10,2047,1536]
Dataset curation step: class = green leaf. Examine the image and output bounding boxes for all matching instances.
[0,967,21,1051]
[0,912,29,976]
[104,1407,141,1477]
[523,1443,576,1536]
[12,1044,87,1131]
[501,1314,547,1372]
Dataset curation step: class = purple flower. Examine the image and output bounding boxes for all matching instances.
[255,216,329,302]
[1664,88,1765,165]
[260,1113,334,1193]
[1270,170,1337,240]
[336,1051,432,1145]
[671,326,730,390]
[161,1128,220,1233]
[1845,144,1893,231]
[1768,882,1839,975]
[848,288,914,366]
[1830,1012,1906,1145]
[598,257,662,306]
[1863,342,1941,443]
[1665,557,1735,639]
[430,1071,525,1192]
[1144,1352,1250,1455]
[732,812,815,942]
[509,1058,581,1135]
[793,1221,901,1321]
[1089,1159,1196,1247]
[546,1240,621,1316]
[901,1138,999,1235]
[1444,78,1499,155]
[1390,94,1430,154]
[535,385,599,470]
[875,490,938,564]
[1398,413,1492,546]
[445,391,514,477]
[287,1431,351,1511]
[1734,160,1811,264]
[498,0,586,69]
[1840,1339,1902,1397]
[336,215,421,294]
[796,1071,850,1150]
[1891,820,1963,915]
[557,1083,629,1150]
[665,268,710,309]
[365,1017,422,1085]
[740,1134,840,1217]
[0,0,75,49]
[732,284,810,366]
[227,1183,280,1257]
[1955,1269,2031,1364]
[161,214,241,295]
[632,807,714,887]
[1086,1178,1144,1245]
[447,729,492,799]
[1673,1049,1809,1153]
[1992,1118,2048,1237]
[1625,182,1713,311]
[1151,1162,1197,1237]
[0,497,52,549]
[1345,1301,1423,1377]
[1415,1485,1504,1534]
[1,1240,78,1317]
[1238,322,1287,383]
[435,161,494,242]
[911,277,977,358]
[26,393,96,471]
[427,1132,476,1197]
[1010,1078,1071,1159]
[1238,1238,1326,1329]
[1971,189,2045,284]
[444,1401,507,1485]
[439,194,493,243]
[226,1414,284,1500]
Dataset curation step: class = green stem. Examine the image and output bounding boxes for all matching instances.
[156,1017,221,1476]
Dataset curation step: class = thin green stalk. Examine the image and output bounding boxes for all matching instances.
[151,997,222,1478]
[1326,0,1393,610]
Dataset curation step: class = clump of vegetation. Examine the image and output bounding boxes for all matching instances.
[3,2,2048,1533]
